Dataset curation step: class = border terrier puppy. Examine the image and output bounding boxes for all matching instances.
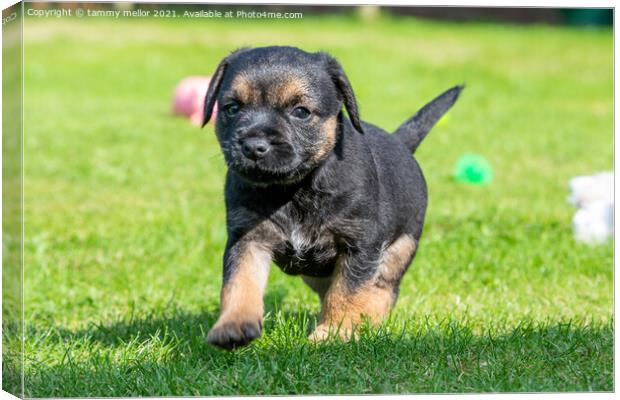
[202,46,462,349]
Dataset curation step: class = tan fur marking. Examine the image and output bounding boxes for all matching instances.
[217,242,271,324]
[312,116,338,163]
[309,235,417,342]
[268,76,306,106]
[231,74,259,104]
[378,234,417,282]
[310,278,394,341]
[310,265,393,341]
[322,279,393,324]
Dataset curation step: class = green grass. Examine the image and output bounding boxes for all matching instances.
[3,12,613,396]
[3,10,24,398]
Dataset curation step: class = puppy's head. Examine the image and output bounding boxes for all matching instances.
[203,46,363,186]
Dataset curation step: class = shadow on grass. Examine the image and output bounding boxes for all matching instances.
[22,285,299,349]
[12,305,614,396]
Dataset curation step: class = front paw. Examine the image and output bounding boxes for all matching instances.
[207,317,263,350]
[308,323,355,343]
[308,324,331,342]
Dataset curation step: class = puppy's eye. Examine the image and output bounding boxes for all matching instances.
[223,102,240,117]
[291,106,311,119]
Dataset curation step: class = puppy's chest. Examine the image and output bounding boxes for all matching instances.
[271,215,339,277]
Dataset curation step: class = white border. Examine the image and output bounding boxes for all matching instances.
[0,1,616,400]
[0,0,618,7]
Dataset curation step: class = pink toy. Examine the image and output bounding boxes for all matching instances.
[171,76,217,126]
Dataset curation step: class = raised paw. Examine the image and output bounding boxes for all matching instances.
[207,317,262,350]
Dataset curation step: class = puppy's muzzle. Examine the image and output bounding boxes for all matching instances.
[240,137,271,160]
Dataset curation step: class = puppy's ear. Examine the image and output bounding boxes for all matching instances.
[321,53,364,134]
[202,48,251,128]
[202,58,228,128]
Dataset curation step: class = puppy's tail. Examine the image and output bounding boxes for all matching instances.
[394,85,464,153]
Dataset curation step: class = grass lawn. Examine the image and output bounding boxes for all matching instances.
[3,11,613,396]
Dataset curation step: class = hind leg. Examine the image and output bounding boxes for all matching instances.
[309,234,417,341]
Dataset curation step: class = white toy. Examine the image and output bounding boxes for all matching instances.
[568,171,613,244]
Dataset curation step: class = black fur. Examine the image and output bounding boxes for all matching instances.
[320,53,364,133]
[394,85,464,152]
[202,46,462,348]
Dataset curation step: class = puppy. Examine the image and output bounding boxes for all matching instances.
[202,46,462,349]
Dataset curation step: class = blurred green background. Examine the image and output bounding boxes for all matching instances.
[3,3,613,396]
[2,3,24,398]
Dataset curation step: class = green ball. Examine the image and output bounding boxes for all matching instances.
[453,154,493,185]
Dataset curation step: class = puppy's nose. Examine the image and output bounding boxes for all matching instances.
[240,137,271,160]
